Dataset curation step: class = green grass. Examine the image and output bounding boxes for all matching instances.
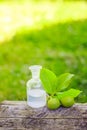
[0,0,87,102]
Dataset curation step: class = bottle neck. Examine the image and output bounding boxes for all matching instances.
[31,70,40,80]
[29,65,42,81]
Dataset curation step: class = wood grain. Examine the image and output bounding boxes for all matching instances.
[0,101,87,130]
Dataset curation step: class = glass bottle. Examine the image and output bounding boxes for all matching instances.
[26,65,46,108]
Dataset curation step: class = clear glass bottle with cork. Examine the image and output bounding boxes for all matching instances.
[26,65,46,108]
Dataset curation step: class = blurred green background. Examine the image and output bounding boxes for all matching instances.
[0,0,87,102]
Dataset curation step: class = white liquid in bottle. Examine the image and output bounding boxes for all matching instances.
[26,65,46,108]
[27,89,46,108]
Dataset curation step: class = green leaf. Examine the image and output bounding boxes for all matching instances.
[57,89,82,100]
[56,73,74,92]
[40,68,57,95]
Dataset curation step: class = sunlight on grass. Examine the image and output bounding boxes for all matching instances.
[0,1,87,102]
[0,1,87,42]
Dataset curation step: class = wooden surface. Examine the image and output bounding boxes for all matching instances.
[0,101,87,130]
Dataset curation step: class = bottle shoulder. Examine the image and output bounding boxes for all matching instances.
[26,78,42,88]
[27,78,41,84]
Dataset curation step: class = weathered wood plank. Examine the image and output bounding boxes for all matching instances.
[0,101,87,118]
[0,118,87,130]
[0,101,87,130]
